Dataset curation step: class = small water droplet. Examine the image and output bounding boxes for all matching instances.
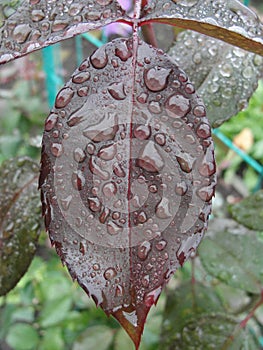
[138,241,151,260]
[197,123,211,139]
[177,155,194,173]
[102,182,117,198]
[88,197,101,212]
[144,286,162,307]
[175,181,188,196]
[51,143,63,157]
[113,162,126,177]
[154,133,166,146]
[45,113,58,131]
[193,105,206,117]
[115,41,132,61]
[107,220,122,235]
[104,267,117,280]
[98,143,117,160]
[13,24,32,43]
[73,147,86,162]
[138,211,147,223]
[155,239,167,251]
[115,284,124,297]
[156,197,172,219]
[60,195,72,211]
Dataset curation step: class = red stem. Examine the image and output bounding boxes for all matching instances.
[239,289,263,329]
[141,23,158,47]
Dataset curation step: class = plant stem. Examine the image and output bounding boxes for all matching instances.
[141,23,158,47]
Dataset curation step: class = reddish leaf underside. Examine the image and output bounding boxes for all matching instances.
[0,0,129,64]
[140,0,263,57]
[39,37,216,348]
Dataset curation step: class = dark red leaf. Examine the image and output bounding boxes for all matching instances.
[140,0,263,56]
[40,37,216,348]
[0,0,130,64]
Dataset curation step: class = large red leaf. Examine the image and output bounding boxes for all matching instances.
[39,37,216,348]
[140,0,263,56]
[0,0,129,64]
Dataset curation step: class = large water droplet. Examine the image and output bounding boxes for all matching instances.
[13,24,32,43]
[102,182,117,198]
[107,220,123,235]
[55,88,74,108]
[98,143,117,160]
[115,41,132,61]
[177,154,194,173]
[72,71,91,84]
[88,197,101,212]
[134,125,151,140]
[165,94,191,117]
[144,67,171,92]
[113,162,126,177]
[83,113,118,142]
[51,143,63,157]
[89,156,110,181]
[45,113,58,131]
[137,142,164,173]
[90,46,108,69]
[197,123,211,139]
[108,82,126,100]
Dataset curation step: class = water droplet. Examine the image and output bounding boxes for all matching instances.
[77,86,89,97]
[100,207,110,223]
[104,267,117,280]
[138,211,147,223]
[86,143,95,155]
[51,143,63,157]
[144,66,171,92]
[137,142,164,173]
[138,241,151,260]
[149,184,158,193]
[45,113,58,131]
[108,82,126,100]
[144,286,162,307]
[142,275,150,287]
[107,221,123,235]
[175,181,188,196]
[148,101,162,114]
[31,9,45,22]
[197,123,211,139]
[88,197,101,212]
[72,170,85,190]
[156,197,172,219]
[89,156,110,181]
[197,185,215,202]
[185,83,195,94]
[90,46,108,69]
[154,133,166,146]
[83,113,118,142]
[137,92,148,104]
[113,162,126,177]
[102,182,117,198]
[165,94,191,117]
[72,71,91,84]
[60,195,72,211]
[115,41,132,61]
[155,239,167,251]
[193,105,206,117]
[55,88,74,108]
[177,155,194,173]
[98,143,117,160]
[115,284,124,297]
[93,263,100,271]
[73,147,86,162]
[13,24,32,43]
[134,125,151,140]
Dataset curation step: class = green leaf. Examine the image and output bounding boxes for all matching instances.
[161,313,258,350]
[141,0,263,56]
[39,295,73,328]
[73,325,113,350]
[6,323,40,350]
[169,30,263,127]
[198,222,263,293]
[230,190,263,231]
[38,327,64,350]
[0,157,42,296]
[114,329,135,350]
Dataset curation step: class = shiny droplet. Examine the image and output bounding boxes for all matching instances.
[154,133,166,146]
[102,182,117,198]
[155,239,167,251]
[108,82,126,100]
[73,148,86,162]
[51,143,63,157]
[137,142,164,173]
[107,220,123,235]
[104,267,117,280]
[72,71,91,84]
[197,123,211,139]
[90,46,108,69]
[134,125,151,140]
[175,181,188,196]
[165,94,191,117]
[88,197,101,212]
[13,24,32,44]
[72,170,86,190]
[98,143,117,161]
[144,66,171,92]
[138,241,151,260]
[55,88,74,108]
[156,197,172,219]
[45,113,58,131]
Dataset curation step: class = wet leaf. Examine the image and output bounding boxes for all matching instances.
[0,157,42,296]
[140,0,263,56]
[40,37,216,348]
[230,190,263,231]
[198,222,263,293]
[169,30,263,127]
[0,0,128,64]
[162,313,257,350]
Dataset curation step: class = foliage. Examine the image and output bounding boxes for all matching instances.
[0,0,263,349]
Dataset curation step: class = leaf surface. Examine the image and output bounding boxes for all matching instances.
[198,219,263,294]
[230,190,263,231]
[39,37,216,348]
[161,281,258,350]
[0,157,41,296]
[140,0,263,57]
[169,30,263,127]
[0,0,128,64]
